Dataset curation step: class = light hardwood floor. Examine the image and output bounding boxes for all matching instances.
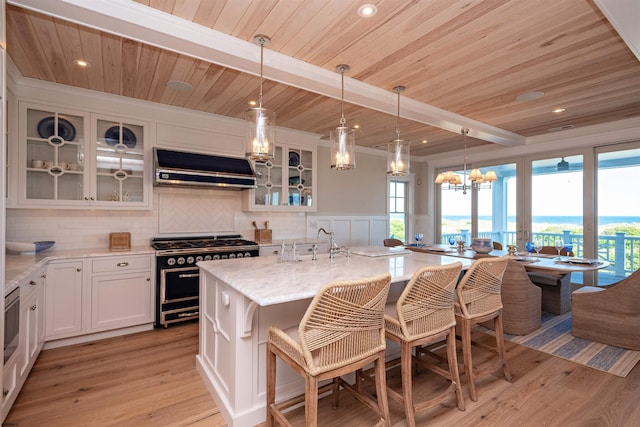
[4,321,640,426]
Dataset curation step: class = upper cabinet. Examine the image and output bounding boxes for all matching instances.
[13,102,151,209]
[243,142,317,212]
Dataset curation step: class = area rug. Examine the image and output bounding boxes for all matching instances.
[479,312,640,378]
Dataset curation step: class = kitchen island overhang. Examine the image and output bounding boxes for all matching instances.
[195,251,473,427]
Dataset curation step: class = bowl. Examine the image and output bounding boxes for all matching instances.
[471,238,493,254]
[35,241,56,253]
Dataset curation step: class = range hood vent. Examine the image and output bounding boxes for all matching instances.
[154,148,257,189]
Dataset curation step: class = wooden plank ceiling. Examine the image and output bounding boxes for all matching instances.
[6,0,640,158]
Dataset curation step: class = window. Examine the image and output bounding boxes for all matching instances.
[389,180,407,242]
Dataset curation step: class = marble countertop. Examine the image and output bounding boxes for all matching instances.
[197,249,474,307]
[4,246,155,291]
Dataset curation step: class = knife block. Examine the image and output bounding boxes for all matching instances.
[254,229,272,244]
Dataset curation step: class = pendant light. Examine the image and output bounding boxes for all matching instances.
[330,64,356,170]
[387,86,410,176]
[245,35,276,161]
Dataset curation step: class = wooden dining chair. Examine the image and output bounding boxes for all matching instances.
[384,262,465,427]
[492,241,503,250]
[454,256,511,402]
[266,273,392,427]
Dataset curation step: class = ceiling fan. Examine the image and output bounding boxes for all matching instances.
[557,157,570,171]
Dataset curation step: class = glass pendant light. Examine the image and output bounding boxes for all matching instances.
[245,35,276,161]
[330,64,355,170]
[387,86,410,176]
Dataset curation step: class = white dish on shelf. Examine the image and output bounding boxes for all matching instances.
[6,241,55,254]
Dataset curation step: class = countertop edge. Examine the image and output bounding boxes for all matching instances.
[5,246,155,292]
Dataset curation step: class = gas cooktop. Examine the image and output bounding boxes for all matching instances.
[151,234,259,251]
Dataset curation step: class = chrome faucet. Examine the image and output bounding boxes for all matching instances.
[317,228,349,259]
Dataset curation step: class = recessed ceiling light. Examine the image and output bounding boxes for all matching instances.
[357,4,377,18]
[353,124,360,129]
[248,100,257,106]
[516,91,545,102]
[74,59,90,67]
[166,80,193,92]
[421,139,428,144]
[552,107,566,113]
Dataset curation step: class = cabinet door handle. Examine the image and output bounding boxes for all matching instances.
[42,274,47,278]
[29,280,37,286]
[30,305,37,311]
[90,197,95,201]
[76,268,82,272]
[146,277,151,282]
[117,262,129,267]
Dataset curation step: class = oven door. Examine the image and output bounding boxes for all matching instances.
[160,266,200,304]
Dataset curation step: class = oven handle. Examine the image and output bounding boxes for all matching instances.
[178,311,199,318]
[178,273,200,279]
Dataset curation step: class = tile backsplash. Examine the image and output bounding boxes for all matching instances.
[5,188,308,250]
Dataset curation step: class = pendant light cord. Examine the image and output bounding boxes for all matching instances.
[259,41,264,109]
[340,70,346,126]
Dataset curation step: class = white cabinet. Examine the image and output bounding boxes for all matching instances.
[45,260,84,339]
[14,102,151,209]
[19,272,45,378]
[90,255,153,332]
[244,143,317,212]
[45,254,154,342]
[1,266,45,421]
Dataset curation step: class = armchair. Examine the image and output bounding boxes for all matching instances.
[571,268,640,350]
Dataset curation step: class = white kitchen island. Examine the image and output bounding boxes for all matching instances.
[196,248,473,427]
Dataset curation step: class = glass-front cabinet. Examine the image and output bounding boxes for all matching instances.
[245,143,316,212]
[16,102,151,209]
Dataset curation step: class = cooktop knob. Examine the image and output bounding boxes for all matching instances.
[167,258,176,266]
[244,252,252,258]
[236,253,244,258]
[187,256,195,264]
[177,257,185,265]
[229,253,236,259]
[204,255,212,261]
[196,256,203,262]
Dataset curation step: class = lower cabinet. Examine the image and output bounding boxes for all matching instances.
[45,254,154,342]
[2,266,46,421]
[45,260,83,339]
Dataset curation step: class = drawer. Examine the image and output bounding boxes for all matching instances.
[92,255,151,273]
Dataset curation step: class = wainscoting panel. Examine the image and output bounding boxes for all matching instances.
[307,216,388,248]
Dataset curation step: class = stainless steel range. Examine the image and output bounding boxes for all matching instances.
[151,234,259,328]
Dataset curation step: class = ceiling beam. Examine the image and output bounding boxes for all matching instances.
[9,0,527,146]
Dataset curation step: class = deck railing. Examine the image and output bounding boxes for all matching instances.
[442,230,639,279]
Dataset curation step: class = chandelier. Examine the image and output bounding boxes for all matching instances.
[434,128,497,194]
[330,64,356,170]
[245,35,276,161]
[386,86,410,176]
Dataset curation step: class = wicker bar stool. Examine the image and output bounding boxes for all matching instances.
[454,256,511,402]
[266,273,392,427]
[384,263,465,427]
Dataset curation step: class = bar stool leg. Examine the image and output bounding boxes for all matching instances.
[445,326,465,410]
[266,343,276,427]
[460,318,478,402]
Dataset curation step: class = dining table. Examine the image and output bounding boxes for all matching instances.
[405,244,611,273]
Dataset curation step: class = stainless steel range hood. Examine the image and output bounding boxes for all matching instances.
[154,148,257,189]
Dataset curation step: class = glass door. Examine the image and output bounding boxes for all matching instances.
[477,162,517,249]
[596,143,640,284]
